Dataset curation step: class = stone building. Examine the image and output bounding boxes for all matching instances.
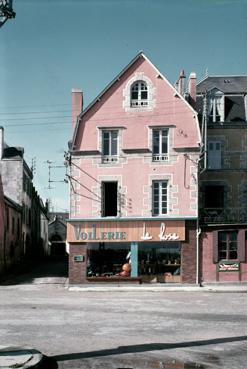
[196,76,247,283]
[66,53,201,284]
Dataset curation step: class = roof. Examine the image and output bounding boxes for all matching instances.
[71,52,197,149]
[197,76,247,94]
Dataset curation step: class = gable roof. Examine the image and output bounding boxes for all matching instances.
[197,76,247,94]
[71,52,197,149]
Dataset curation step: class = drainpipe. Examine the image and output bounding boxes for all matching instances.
[196,218,201,285]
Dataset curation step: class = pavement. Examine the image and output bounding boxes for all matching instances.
[0,258,247,369]
[68,282,247,293]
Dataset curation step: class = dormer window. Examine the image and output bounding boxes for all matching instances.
[131,81,148,107]
[208,90,224,122]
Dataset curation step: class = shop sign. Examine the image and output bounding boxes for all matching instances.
[69,220,185,243]
[141,222,180,241]
[74,224,127,241]
[218,261,240,272]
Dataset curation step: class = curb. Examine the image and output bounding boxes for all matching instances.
[67,284,247,293]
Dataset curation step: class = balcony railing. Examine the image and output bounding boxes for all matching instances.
[102,155,118,164]
[200,207,247,225]
[131,100,148,108]
[152,154,169,162]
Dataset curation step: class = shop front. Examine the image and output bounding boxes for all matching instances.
[67,219,197,284]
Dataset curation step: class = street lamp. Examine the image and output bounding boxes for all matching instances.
[0,0,15,28]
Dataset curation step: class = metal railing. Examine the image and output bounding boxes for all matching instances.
[152,154,169,162]
[102,155,118,164]
[200,207,247,224]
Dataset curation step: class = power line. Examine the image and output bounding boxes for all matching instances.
[0,110,71,116]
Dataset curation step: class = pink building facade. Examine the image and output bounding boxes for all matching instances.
[67,53,201,284]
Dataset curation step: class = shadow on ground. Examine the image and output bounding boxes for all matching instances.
[0,259,68,285]
[52,335,247,362]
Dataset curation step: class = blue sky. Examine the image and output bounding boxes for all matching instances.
[0,0,246,212]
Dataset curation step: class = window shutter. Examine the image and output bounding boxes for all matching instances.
[212,230,218,263]
[238,229,246,262]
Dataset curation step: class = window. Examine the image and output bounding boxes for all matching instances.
[152,129,168,161]
[131,81,148,107]
[213,229,246,263]
[208,91,224,122]
[152,181,168,216]
[204,185,224,210]
[12,217,15,235]
[218,231,238,260]
[102,182,118,217]
[207,141,221,169]
[102,130,118,163]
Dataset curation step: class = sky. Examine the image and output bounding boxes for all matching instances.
[0,0,246,212]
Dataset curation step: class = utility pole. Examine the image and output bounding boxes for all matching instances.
[0,0,15,28]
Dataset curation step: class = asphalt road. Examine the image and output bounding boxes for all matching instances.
[0,262,247,369]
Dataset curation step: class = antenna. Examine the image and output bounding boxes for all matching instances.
[31,157,36,175]
[45,160,66,190]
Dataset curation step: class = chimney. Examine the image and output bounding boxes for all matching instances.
[0,126,4,160]
[72,89,83,130]
[177,70,186,96]
[188,72,197,108]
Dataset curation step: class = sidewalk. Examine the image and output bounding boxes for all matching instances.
[68,282,247,293]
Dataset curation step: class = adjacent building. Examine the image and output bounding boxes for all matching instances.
[0,126,49,273]
[67,53,201,284]
[196,76,247,283]
[48,212,69,258]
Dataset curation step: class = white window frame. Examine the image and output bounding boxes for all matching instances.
[102,130,119,163]
[209,91,224,122]
[152,128,169,162]
[130,80,148,108]
[152,180,168,216]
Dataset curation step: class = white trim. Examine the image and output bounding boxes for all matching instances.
[123,72,156,111]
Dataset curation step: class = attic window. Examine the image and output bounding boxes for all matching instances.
[130,81,148,107]
[208,91,224,122]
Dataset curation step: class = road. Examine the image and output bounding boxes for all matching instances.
[0,261,247,369]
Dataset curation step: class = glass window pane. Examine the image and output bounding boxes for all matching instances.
[141,91,147,100]
[103,132,109,155]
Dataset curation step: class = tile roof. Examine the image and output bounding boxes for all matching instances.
[197,76,247,94]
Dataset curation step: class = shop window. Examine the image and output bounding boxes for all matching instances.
[152,128,169,162]
[130,80,148,107]
[102,181,118,217]
[102,130,118,163]
[87,242,130,277]
[138,242,181,283]
[152,181,168,216]
[213,229,246,263]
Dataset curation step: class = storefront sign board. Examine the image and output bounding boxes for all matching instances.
[67,220,185,243]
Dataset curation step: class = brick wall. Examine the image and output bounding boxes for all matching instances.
[181,220,197,284]
[69,243,88,284]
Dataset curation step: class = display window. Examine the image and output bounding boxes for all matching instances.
[138,242,181,283]
[86,241,181,283]
[87,242,131,277]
